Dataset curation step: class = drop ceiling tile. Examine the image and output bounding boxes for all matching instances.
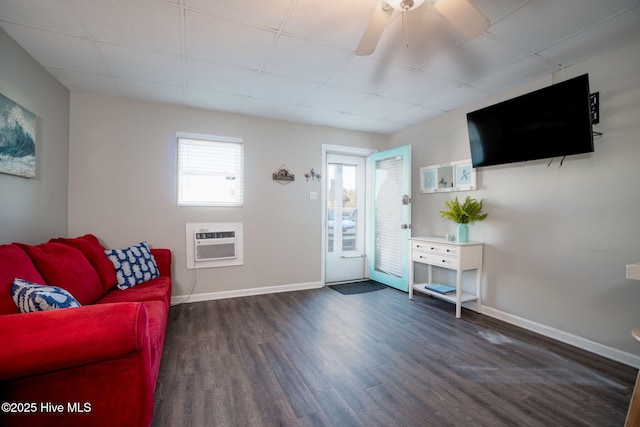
[185,10,276,69]
[303,85,370,112]
[421,35,527,84]
[283,0,373,50]
[240,97,297,121]
[287,105,345,127]
[46,68,121,97]
[387,105,443,127]
[261,35,353,83]
[381,71,458,104]
[350,95,416,121]
[98,43,182,86]
[186,0,293,30]
[186,89,247,114]
[1,23,107,74]
[250,73,321,105]
[327,56,412,94]
[0,0,85,36]
[538,6,640,68]
[422,85,488,112]
[468,0,530,23]
[116,78,184,105]
[468,55,559,97]
[330,113,401,134]
[70,0,181,54]
[488,0,640,53]
[186,60,258,96]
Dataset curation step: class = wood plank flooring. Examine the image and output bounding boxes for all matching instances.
[152,286,638,426]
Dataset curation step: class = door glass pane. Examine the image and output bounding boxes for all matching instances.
[374,156,403,277]
[327,163,357,253]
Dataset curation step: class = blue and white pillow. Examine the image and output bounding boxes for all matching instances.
[105,241,159,290]
[12,278,81,313]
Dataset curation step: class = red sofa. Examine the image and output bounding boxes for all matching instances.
[0,234,171,427]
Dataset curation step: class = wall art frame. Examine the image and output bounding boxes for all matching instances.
[419,159,476,194]
[0,93,36,178]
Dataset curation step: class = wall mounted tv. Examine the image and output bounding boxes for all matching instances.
[467,74,594,168]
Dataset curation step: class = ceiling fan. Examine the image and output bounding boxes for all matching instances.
[356,0,490,56]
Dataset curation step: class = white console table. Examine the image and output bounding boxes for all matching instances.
[409,237,483,318]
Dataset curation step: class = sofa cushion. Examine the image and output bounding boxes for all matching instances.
[96,276,171,307]
[50,234,117,294]
[16,242,103,306]
[105,242,160,290]
[12,279,81,312]
[0,244,45,315]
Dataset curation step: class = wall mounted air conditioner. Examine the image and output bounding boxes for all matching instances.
[186,223,243,269]
[195,230,236,262]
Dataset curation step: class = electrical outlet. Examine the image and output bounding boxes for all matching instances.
[627,263,640,280]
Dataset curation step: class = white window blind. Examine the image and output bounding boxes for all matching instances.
[177,134,244,207]
[374,156,403,278]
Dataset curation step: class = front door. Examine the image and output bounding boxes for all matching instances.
[325,153,366,283]
[368,145,412,291]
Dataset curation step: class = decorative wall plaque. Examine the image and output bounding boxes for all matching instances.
[273,165,295,184]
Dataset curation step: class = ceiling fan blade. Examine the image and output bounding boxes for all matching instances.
[433,0,490,40]
[356,2,394,56]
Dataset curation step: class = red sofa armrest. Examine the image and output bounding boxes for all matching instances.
[151,248,171,277]
[0,302,149,382]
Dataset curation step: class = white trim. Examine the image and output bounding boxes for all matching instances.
[176,131,243,143]
[171,281,323,305]
[481,305,640,369]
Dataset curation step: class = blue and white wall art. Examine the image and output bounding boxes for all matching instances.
[0,94,36,178]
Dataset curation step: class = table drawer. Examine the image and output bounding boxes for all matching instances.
[412,252,459,268]
[412,241,458,257]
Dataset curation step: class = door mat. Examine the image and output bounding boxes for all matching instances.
[328,280,388,295]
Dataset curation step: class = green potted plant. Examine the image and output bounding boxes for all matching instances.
[439,196,488,242]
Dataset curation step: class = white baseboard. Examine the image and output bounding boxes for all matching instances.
[170,281,323,306]
[481,305,640,369]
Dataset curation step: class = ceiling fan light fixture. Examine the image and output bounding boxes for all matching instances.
[385,0,426,12]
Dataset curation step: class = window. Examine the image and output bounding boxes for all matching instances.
[177,133,244,207]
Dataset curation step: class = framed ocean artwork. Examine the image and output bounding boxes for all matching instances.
[0,93,36,178]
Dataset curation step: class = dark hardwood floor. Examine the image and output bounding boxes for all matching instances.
[152,286,638,426]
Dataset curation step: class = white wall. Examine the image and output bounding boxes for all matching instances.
[390,41,640,358]
[0,29,69,244]
[68,94,386,298]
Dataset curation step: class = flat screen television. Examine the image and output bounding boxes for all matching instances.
[467,74,594,168]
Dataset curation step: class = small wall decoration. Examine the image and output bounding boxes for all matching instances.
[273,165,295,184]
[304,168,321,182]
[420,159,476,194]
[0,93,36,178]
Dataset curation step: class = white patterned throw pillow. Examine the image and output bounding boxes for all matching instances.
[105,241,160,290]
[12,278,81,313]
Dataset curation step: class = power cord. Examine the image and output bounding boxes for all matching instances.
[174,261,199,305]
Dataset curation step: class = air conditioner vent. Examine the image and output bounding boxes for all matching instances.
[186,223,243,269]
